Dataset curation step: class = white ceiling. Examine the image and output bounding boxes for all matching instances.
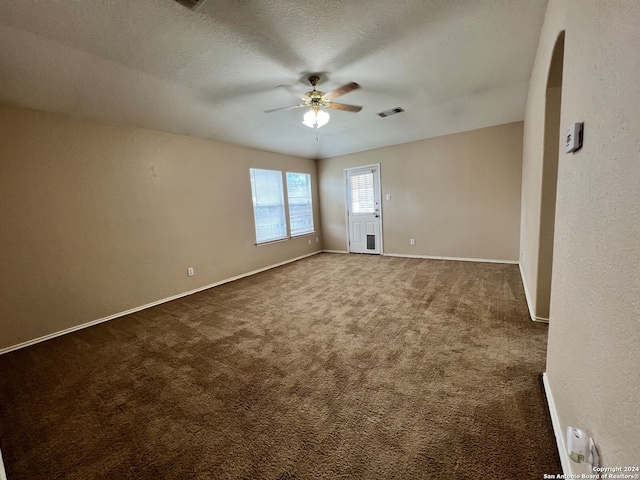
[0,0,548,159]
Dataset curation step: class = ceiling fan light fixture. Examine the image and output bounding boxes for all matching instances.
[267,75,360,128]
[303,108,330,128]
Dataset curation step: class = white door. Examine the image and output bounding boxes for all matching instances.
[346,165,382,254]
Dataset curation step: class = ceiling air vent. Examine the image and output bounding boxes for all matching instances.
[377,107,405,118]
[173,0,207,11]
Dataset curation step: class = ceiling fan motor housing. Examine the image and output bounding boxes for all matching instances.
[306,75,325,105]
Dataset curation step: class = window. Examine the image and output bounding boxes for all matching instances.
[286,172,314,237]
[349,171,375,214]
[249,169,314,244]
[250,168,287,243]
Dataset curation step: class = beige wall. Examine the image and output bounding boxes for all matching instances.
[522,24,565,323]
[319,122,523,261]
[523,0,640,470]
[535,84,562,320]
[0,103,321,351]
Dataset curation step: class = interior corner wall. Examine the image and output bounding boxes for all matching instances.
[523,0,640,470]
[0,103,321,351]
[318,122,523,262]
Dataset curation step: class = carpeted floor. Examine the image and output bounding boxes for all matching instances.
[0,253,561,479]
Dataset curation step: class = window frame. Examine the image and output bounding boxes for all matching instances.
[249,168,315,245]
[249,168,288,244]
[286,171,315,238]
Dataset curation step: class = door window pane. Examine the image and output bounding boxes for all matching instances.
[350,172,375,214]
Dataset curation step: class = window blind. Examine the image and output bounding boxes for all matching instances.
[286,172,314,236]
[350,172,375,214]
[250,168,287,243]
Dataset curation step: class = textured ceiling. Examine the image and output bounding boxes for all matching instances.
[0,0,548,159]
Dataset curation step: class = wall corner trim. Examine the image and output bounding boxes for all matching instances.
[542,373,571,475]
[518,262,550,323]
[0,251,323,356]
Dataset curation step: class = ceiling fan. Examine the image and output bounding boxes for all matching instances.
[264,75,362,128]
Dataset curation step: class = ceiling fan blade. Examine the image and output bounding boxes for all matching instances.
[276,84,307,100]
[326,102,362,113]
[264,104,306,114]
[324,82,360,100]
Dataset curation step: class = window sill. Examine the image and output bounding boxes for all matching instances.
[255,237,289,247]
[255,232,316,246]
[290,231,316,238]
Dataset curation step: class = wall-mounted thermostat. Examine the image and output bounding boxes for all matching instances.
[565,122,584,153]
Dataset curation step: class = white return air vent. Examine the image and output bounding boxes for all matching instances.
[174,0,208,11]
[377,107,405,118]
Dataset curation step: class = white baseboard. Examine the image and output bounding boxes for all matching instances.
[0,251,322,356]
[322,250,518,265]
[383,253,518,264]
[543,373,571,475]
[518,262,550,323]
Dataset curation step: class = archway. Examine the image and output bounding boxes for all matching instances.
[536,31,565,320]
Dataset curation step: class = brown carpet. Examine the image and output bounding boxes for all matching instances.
[0,253,561,479]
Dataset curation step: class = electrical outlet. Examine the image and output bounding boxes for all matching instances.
[308,239,312,244]
[316,237,319,242]
[187,267,194,277]
[410,239,415,245]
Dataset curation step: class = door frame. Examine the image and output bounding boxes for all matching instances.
[343,163,383,254]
